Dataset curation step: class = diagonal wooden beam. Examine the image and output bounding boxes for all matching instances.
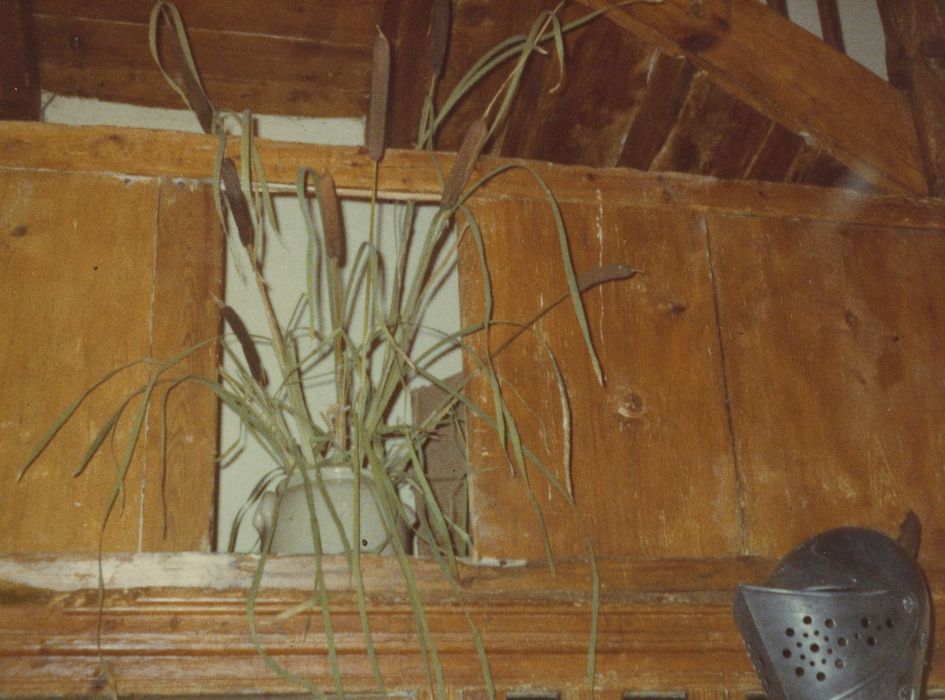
[577,0,927,195]
[877,0,945,197]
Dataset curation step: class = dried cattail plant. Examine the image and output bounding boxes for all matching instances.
[441,117,488,208]
[366,31,391,162]
[317,172,345,264]
[429,0,451,77]
[220,158,255,250]
[222,306,268,387]
[17,4,654,699]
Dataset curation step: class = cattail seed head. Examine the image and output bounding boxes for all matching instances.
[441,118,488,209]
[220,158,255,250]
[366,31,391,162]
[429,0,451,77]
[318,172,345,264]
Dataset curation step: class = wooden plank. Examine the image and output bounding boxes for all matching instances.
[0,0,40,120]
[459,199,741,559]
[35,13,371,117]
[743,122,804,184]
[0,552,777,596]
[708,213,945,565]
[876,0,945,196]
[33,0,386,45]
[577,0,927,195]
[3,124,944,231]
[816,0,845,53]
[499,9,654,167]
[650,72,773,180]
[785,142,867,190]
[381,0,436,150]
[0,170,220,553]
[139,180,223,552]
[1,553,943,696]
[0,169,155,552]
[617,51,696,171]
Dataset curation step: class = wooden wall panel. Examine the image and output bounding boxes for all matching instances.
[708,213,945,563]
[460,198,741,560]
[140,180,223,552]
[0,169,155,552]
[0,170,221,553]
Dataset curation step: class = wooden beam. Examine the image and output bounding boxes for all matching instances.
[577,0,927,195]
[2,122,943,229]
[877,0,945,196]
[0,0,40,120]
[816,0,845,53]
[765,0,788,19]
[32,1,380,118]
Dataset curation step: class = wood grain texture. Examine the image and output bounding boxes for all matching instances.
[140,180,223,552]
[459,198,741,560]
[34,0,386,44]
[876,0,945,196]
[35,11,372,117]
[708,213,945,565]
[0,169,220,553]
[617,50,696,171]
[0,0,40,120]
[651,72,775,180]
[498,8,654,168]
[578,0,926,194]
[0,553,943,696]
[4,124,944,231]
[0,169,156,552]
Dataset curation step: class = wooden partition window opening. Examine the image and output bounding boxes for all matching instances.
[1,123,944,696]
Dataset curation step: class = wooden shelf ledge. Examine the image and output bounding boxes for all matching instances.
[2,122,944,231]
[0,553,942,697]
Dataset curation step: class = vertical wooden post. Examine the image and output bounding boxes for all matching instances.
[0,0,40,120]
[816,0,846,53]
[877,0,945,196]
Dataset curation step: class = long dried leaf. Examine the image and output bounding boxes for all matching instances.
[148,2,214,132]
[366,31,391,162]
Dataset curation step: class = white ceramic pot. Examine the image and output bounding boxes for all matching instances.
[252,466,408,555]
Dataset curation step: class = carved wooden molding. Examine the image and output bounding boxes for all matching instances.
[0,553,942,696]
